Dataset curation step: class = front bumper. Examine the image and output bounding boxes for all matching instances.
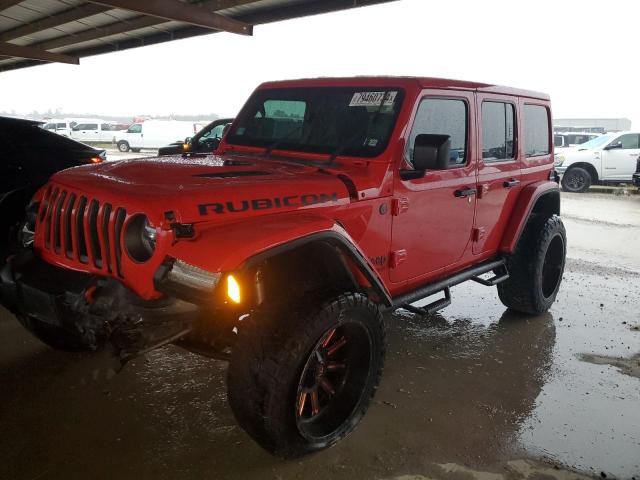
[0,249,96,332]
[0,250,200,354]
[555,166,567,178]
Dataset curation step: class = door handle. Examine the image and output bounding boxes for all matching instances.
[503,179,521,188]
[454,187,477,198]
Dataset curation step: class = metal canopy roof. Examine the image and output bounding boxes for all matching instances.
[0,0,396,72]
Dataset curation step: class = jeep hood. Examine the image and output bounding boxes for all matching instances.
[48,153,353,224]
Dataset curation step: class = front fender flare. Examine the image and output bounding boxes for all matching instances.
[167,213,392,306]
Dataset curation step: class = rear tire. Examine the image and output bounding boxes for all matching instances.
[227,293,385,458]
[498,215,566,314]
[561,167,591,193]
[117,141,130,152]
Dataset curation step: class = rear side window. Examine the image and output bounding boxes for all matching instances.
[407,98,467,167]
[101,124,112,131]
[554,135,564,147]
[482,101,515,161]
[524,105,550,157]
[74,123,98,130]
[255,99,306,141]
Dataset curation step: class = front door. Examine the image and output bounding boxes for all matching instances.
[473,94,522,254]
[602,133,640,181]
[390,90,477,283]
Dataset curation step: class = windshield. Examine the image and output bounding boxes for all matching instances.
[577,134,613,150]
[226,87,404,157]
[196,121,227,145]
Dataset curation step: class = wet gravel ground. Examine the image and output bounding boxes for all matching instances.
[1,191,639,480]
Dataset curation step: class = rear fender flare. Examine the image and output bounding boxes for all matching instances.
[499,181,560,253]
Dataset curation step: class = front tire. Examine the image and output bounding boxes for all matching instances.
[498,215,566,314]
[561,167,591,193]
[117,141,130,152]
[227,293,385,458]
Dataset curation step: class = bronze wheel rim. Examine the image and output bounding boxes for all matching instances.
[295,322,372,441]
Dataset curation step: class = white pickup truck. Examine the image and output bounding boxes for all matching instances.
[555,132,640,192]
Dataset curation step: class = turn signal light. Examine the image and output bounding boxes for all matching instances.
[90,157,103,163]
[227,275,241,304]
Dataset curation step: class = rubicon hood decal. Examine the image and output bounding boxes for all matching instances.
[198,192,339,215]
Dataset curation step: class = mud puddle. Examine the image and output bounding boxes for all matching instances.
[2,257,639,479]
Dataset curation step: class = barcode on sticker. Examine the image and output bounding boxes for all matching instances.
[349,91,397,107]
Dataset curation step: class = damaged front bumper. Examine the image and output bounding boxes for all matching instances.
[0,249,201,359]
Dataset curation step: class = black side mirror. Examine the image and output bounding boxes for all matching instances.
[185,136,192,143]
[413,134,451,170]
[605,142,622,150]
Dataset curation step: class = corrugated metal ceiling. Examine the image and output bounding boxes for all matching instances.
[0,0,397,72]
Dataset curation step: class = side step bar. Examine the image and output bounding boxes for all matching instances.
[400,287,451,316]
[390,258,507,314]
[470,264,509,286]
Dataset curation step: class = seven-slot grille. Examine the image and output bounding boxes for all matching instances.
[38,185,127,277]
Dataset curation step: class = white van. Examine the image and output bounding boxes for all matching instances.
[114,120,206,152]
[70,119,117,143]
[41,118,82,137]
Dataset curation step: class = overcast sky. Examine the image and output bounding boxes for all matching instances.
[0,0,637,127]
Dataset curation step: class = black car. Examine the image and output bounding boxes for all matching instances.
[0,116,106,261]
[158,118,234,156]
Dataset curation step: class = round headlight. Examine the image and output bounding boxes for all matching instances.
[125,214,156,263]
[554,155,565,167]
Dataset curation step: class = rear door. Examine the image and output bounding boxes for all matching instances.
[601,133,640,180]
[390,90,477,283]
[100,123,113,142]
[473,94,521,254]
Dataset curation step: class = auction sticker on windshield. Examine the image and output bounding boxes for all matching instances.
[349,91,397,107]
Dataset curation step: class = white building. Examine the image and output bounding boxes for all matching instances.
[553,118,632,133]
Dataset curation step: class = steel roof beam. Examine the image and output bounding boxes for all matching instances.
[87,0,252,35]
[0,41,79,64]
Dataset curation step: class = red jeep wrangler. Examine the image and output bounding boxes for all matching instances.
[0,77,566,457]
